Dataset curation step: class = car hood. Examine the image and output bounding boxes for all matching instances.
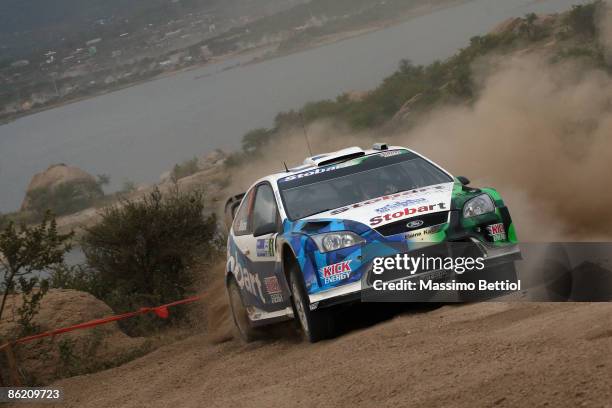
[303,182,454,229]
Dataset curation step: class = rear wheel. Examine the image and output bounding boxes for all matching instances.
[287,260,335,343]
[228,278,261,343]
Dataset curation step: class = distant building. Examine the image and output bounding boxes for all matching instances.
[86,38,102,46]
[11,60,29,68]
[200,45,213,58]
[164,29,182,38]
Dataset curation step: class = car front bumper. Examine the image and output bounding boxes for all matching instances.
[308,240,521,308]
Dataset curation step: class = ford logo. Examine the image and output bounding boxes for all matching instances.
[406,220,424,229]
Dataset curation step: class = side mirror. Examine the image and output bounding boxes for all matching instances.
[254,222,278,237]
[457,176,470,186]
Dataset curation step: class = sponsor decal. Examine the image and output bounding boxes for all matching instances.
[369,203,447,226]
[264,276,282,294]
[280,166,339,183]
[374,198,427,214]
[487,223,507,242]
[379,150,403,158]
[406,220,424,229]
[331,184,449,215]
[404,224,444,241]
[256,238,275,257]
[228,255,265,302]
[320,260,352,284]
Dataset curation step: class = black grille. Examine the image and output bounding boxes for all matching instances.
[374,211,449,237]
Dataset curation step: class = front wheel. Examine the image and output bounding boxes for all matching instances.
[288,260,335,343]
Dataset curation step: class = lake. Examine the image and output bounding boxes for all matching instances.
[0,0,587,212]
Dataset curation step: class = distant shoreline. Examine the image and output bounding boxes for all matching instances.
[0,0,472,127]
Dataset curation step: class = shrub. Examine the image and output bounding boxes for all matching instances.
[16,276,49,335]
[565,1,602,37]
[119,180,137,195]
[0,212,73,325]
[171,157,199,181]
[81,188,219,334]
[241,128,274,154]
[27,179,104,218]
[49,263,104,298]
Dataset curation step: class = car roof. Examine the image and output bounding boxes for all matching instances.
[255,145,411,186]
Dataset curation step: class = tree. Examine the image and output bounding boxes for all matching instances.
[81,188,219,328]
[120,180,137,194]
[241,128,273,154]
[0,212,73,322]
[565,2,602,37]
[96,174,111,188]
[170,157,199,182]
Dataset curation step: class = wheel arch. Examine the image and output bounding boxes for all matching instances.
[281,242,298,289]
[225,270,236,287]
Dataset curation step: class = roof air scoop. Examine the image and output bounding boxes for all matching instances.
[303,147,365,167]
[372,143,388,151]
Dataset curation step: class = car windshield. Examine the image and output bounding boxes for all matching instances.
[278,151,452,220]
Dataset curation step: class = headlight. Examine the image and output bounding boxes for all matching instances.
[463,194,495,218]
[311,231,365,253]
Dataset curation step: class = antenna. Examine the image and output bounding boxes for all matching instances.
[283,161,289,172]
[299,113,314,157]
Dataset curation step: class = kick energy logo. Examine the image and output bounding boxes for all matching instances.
[320,260,352,284]
[487,223,507,242]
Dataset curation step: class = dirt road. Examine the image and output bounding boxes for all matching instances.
[18,302,611,408]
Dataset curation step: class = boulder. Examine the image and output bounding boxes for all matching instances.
[20,164,102,211]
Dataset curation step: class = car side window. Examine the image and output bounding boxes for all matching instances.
[252,184,279,233]
[233,189,254,236]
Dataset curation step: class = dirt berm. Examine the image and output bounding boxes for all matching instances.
[12,302,611,408]
[1,289,148,385]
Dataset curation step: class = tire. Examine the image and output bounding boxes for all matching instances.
[228,278,261,343]
[287,259,335,343]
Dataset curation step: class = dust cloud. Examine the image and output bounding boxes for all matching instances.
[224,20,612,241]
[397,54,612,240]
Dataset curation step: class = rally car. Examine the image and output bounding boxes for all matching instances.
[225,144,520,342]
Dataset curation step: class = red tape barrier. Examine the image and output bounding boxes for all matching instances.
[0,295,202,351]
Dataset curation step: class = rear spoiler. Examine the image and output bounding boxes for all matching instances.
[224,193,245,230]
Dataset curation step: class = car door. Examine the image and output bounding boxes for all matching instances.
[230,183,283,309]
[229,188,263,306]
